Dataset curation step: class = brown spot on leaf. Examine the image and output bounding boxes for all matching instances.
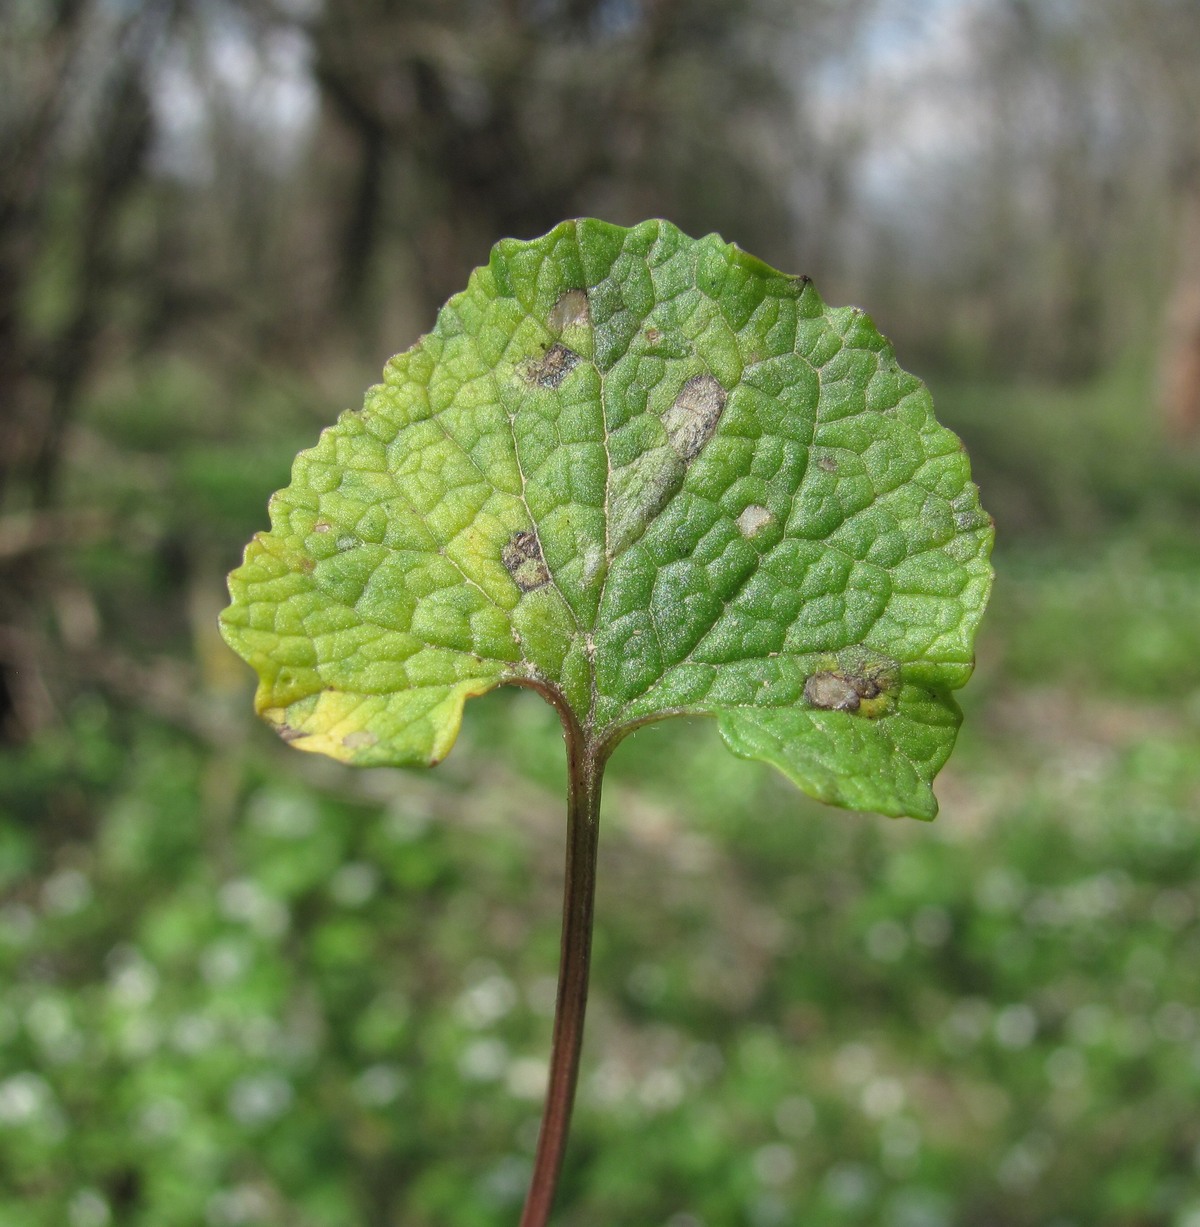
[276,724,307,743]
[663,373,726,461]
[313,522,332,534]
[643,326,662,345]
[548,288,589,332]
[818,455,839,473]
[502,530,550,592]
[525,342,580,389]
[804,669,887,714]
[342,730,378,750]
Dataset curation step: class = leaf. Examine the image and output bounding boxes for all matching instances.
[220,220,993,819]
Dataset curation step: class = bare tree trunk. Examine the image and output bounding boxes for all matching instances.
[33,67,152,507]
[1160,166,1200,440]
[0,1,156,741]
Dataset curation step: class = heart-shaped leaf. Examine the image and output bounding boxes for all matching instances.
[220,219,992,819]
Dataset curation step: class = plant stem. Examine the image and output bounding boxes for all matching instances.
[518,698,605,1227]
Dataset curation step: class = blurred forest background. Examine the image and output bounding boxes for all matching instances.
[3,0,1200,1224]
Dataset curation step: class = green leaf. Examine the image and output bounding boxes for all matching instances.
[220,220,993,819]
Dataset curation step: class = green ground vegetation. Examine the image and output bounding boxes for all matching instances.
[2,354,1199,1226]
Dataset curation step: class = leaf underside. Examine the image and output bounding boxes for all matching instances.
[220,220,993,819]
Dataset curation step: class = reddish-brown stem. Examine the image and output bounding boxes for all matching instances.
[517,688,605,1227]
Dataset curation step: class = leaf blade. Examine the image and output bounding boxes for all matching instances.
[220,219,993,815]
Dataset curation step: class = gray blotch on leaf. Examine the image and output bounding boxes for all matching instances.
[662,373,726,461]
[735,505,775,538]
[525,342,580,389]
[548,288,589,333]
[502,530,551,592]
[608,446,684,556]
[955,507,992,532]
[804,670,885,714]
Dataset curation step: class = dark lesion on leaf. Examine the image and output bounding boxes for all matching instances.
[275,723,308,743]
[523,342,581,389]
[804,654,898,717]
[663,373,727,461]
[502,529,551,592]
